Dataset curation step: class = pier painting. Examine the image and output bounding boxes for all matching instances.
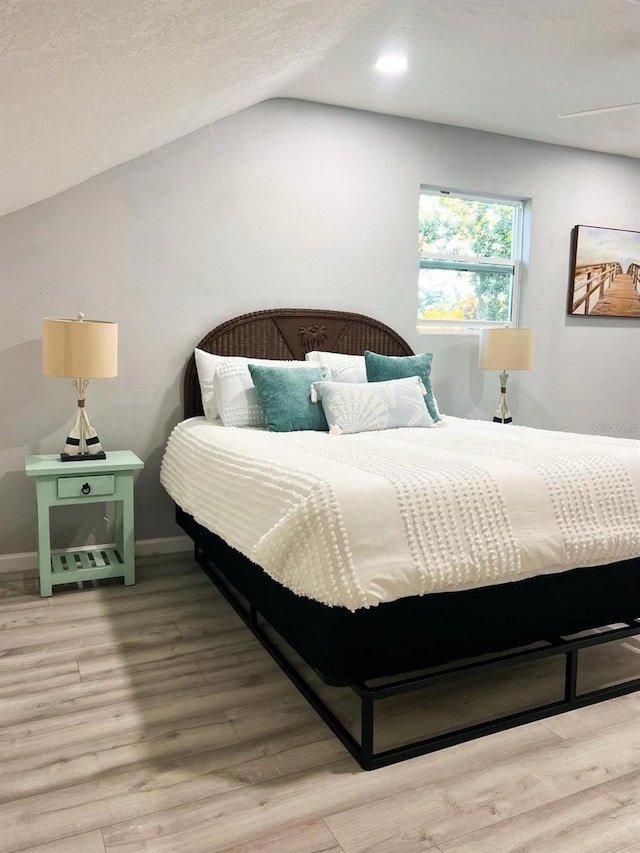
[568,225,640,318]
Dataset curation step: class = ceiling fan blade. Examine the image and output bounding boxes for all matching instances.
[558,102,640,118]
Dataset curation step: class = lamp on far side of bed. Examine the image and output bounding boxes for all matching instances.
[42,313,118,461]
[479,328,534,424]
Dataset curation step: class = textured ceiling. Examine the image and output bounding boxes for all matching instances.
[0,0,370,217]
[284,0,640,159]
[1,0,639,217]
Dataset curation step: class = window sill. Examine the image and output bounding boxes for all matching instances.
[417,326,482,336]
[417,323,516,336]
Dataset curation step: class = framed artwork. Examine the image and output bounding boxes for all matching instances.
[568,225,640,318]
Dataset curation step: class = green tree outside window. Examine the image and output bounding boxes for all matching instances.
[418,193,521,326]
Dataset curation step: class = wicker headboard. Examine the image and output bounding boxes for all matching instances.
[184,308,414,418]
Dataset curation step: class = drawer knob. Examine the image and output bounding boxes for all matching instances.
[81,483,91,495]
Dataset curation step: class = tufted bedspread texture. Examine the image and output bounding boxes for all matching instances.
[160,417,640,611]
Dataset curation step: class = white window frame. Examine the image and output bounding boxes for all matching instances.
[417,186,525,334]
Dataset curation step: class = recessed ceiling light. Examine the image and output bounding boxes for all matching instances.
[374,54,408,75]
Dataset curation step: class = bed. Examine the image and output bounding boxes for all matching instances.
[162,308,640,769]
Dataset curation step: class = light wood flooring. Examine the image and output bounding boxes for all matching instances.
[1,554,639,853]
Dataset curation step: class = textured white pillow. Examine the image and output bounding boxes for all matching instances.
[195,349,305,423]
[214,358,307,427]
[312,376,434,435]
[305,351,367,383]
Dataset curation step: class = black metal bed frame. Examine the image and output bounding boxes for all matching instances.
[195,544,640,771]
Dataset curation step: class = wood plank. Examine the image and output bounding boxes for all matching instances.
[0,571,42,609]
[0,578,216,629]
[543,692,640,740]
[0,723,342,851]
[101,766,347,853]
[0,599,214,651]
[0,674,286,763]
[326,787,445,853]
[0,713,240,805]
[173,612,249,640]
[0,660,81,698]
[101,724,561,853]
[78,630,258,680]
[0,779,252,853]
[196,644,280,685]
[577,636,640,693]
[0,661,207,727]
[324,717,640,852]
[220,820,343,853]
[438,769,640,853]
[0,622,183,668]
[0,707,234,779]
[0,604,54,631]
[18,829,106,853]
[224,691,322,741]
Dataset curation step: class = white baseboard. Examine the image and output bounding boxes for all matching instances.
[0,535,192,575]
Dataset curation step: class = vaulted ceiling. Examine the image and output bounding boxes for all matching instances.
[2,0,639,218]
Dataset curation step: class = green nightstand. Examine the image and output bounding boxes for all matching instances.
[25,451,144,597]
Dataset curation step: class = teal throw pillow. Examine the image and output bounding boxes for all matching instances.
[364,351,442,423]
[248,364,328,432]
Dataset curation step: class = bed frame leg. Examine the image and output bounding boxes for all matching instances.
[564,649,579,704]
[361,692,375,770]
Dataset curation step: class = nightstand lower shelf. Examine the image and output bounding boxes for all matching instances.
[51,547,124,584]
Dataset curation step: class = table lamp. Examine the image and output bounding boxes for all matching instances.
[42,313,118,461]
[479,328,534,424]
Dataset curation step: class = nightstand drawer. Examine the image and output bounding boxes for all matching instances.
[57,474,115,499]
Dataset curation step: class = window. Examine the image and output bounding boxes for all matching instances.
[417,187,524,332]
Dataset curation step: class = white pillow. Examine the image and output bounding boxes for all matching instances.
[312,376,434,435]
[213,358,307,428]
[306,349,444,416]
[194,349,226,421]
[194,349,305,423]
[305,351,367,383]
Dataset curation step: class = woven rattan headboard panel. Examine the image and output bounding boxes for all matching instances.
[184,308,414,419]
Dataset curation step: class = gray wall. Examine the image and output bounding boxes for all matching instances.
[1,98,639,555]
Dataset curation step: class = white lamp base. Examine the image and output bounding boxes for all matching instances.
[61,379,107,462]
[492,370,513,424]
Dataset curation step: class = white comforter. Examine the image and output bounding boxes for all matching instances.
[160,417,640,610]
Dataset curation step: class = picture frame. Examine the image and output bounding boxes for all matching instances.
[568,225,640,318]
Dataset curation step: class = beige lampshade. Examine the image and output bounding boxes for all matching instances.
[42,317,118,379]
[479,328,534,371]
